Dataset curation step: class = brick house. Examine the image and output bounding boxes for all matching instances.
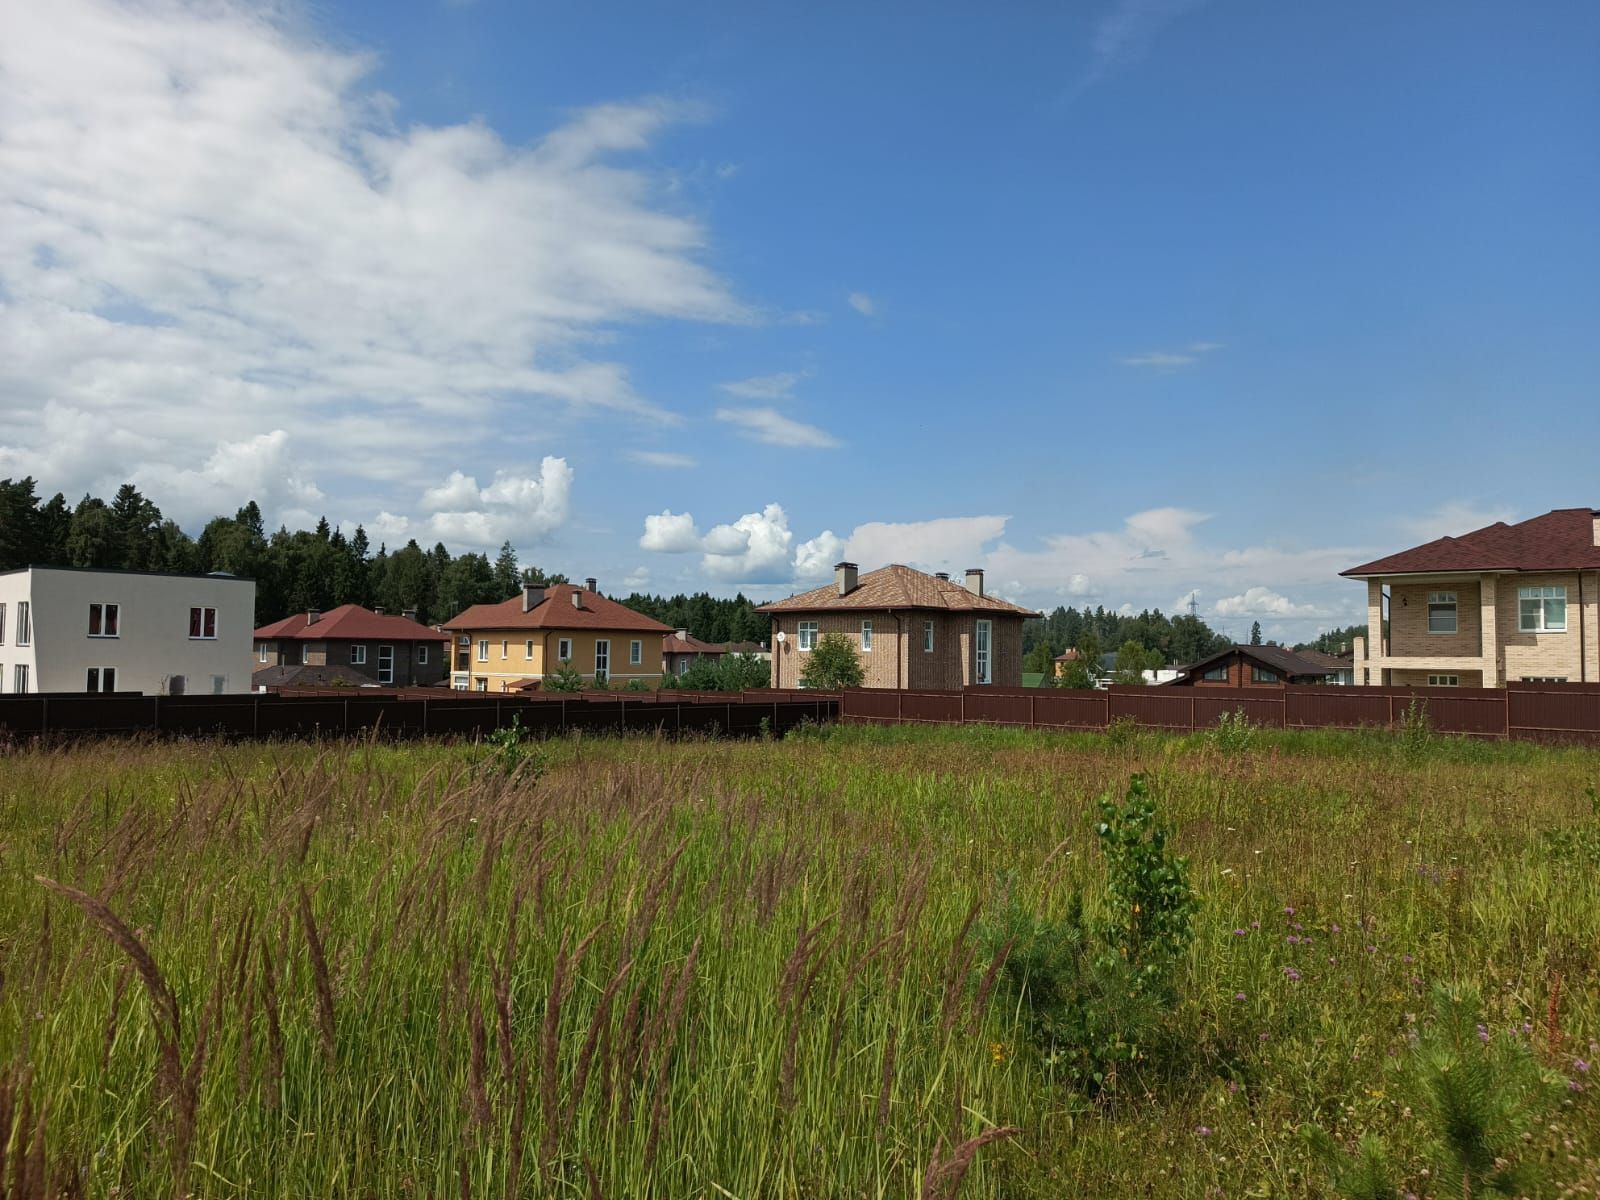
[757,563,1039,689]
[661,630,724,676]
[253,604,448,687]
[1164,644,1344,687]
[441,579,670,691]
[1343,507,1600,687]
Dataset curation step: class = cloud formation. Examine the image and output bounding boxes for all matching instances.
[718,372,808,401]
[627,450,698,469]
[376,456,574,549]
[1120,341,1225,370]
[847,292,877,316]
[715,407,841,449]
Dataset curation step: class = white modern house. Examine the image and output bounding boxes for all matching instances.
[0,566,256,695]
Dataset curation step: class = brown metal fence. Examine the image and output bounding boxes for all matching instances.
[0,690,837,741]
[838,682,1600,743]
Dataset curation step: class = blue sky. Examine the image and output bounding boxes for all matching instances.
[1,0,1596,641]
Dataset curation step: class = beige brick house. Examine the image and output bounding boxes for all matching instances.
[757,563,1039,689]
[1342,508,1600,687]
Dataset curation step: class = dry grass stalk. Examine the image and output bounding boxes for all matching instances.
[1546,970,1563,1052]
[565,958,633,1136]
[297,884,337,1063]
[100,963,131,1074]
[919,1125,1020,1200]
[538,934,574,1172]
[259,937,284,1107]
[969,935,1014,1031]
[645,937,700,1169]
[583,1155,604,1200]
[467,1004,492,1133]
[876,1026,897,1133]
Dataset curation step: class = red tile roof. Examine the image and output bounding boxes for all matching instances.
[757,564,1040,617]
[661,631,722,655]
[254,604,447,643]
[443,584,672,633]
[1343,508,1600,577]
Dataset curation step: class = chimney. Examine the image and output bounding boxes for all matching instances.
[964,568,984,596]
[1593,511,1600,547]
[521,584,545,613]
[676,629,689,641]
[402,607,417,622]
[934,572,949,581]
[571,591,582,609]
[585,577,597,593]
[372,606,384,616]
[307,609,321,626]
[834,561,859,596]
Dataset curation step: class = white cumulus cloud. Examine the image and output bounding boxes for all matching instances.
[411,456,573,549]
[847,292,877,316]
[639,510,702,553]
[1213,586,1323,619]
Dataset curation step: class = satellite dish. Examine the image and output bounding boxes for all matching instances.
[775,630,786,643]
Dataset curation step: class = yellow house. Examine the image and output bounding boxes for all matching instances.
[441,579,672,691]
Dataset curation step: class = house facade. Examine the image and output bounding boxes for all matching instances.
[662,630,724,676]
[0,566,255,695]
[1343,508,1600,687]
[1164,644,1345,688]
[757,563,1039,689]
[442,579,671,691]
[253,604,448,688]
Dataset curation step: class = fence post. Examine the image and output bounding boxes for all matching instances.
[960,691,967,726]
[253,695,260,738]
[896,688,903,725]
[1190,694,1196,733]
[1030,691,1037,729]
[40,696,48,737]
[343,698,350,736]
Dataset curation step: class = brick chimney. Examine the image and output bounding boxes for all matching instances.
[834,561,859,596]
[1592,510,1600,547]
[676,629,689,641]
[964,568,984,596]
[521,584,545,613]
[934,572,949,581]
[585,577,598,592]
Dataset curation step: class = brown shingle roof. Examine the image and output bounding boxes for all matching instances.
[1170,644,1337,683]
[255,604,447,643]
[443,584,672,633]
[756,564,1040,617]
[661,631,722,655]
[1343,508,1600,577]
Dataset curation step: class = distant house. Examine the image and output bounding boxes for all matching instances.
[662,630,724,676]
[0,565,255,695]
[442,578,671,691]
[1164,644,1346,687]
[253,604,448,688]
[757,563,1040,689]
[1291,648,1354,686]
[722,640,771,662]
[1053,647,1181,686]
[1343,508,1600,687]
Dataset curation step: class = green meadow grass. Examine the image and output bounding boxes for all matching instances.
[0,724,1596,1197]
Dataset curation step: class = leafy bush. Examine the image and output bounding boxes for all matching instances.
[624,677,652,693]
[1206,708,1255,755]
[1103,714,1142,748]
[543,659,585,693]
[1397,695,1432,757]
[978,774,1199,1090]
[801,633,864,690]
[482,713,543,780]
[662,652,770,692]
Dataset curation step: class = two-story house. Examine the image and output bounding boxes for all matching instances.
[0,565,255,694]
[252,604,448,688]
[1343,507,1600,686]
[441,579,671,691]
[757,563,1040,689]
[661,630,724,676]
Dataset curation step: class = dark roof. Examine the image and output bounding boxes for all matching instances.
[661,631,723,655]
[1292,648,1353,671]
[1343,508,1600,577]
[2,564,254,582]
[252,664,377,689]
[255,604,447,642]
[444,584,672,634]
[1171,644,1340,683]
[757,564,1039,617]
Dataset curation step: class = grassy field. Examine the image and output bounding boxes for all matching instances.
[1,722,1597,1198]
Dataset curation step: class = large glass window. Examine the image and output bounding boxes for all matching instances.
[594,639,610,682]
[188,607,216,639]
[377,645,394,684]
[16,603,30,647]
[923,621,934,652]
[1519,586,1567,633]
[1426,591,1457,634]
[797,621,819,651]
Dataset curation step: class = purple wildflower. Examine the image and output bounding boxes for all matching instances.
[1477,1024,1490,1044]
[1330,923,1342,933]
[1573,1058,1590,1074]
[1283,906,1295,916]
[1234,928,1248,937]
[1283,967,1302,982]
[1235,992,1247,1001]
[1195,1125,1212,1138]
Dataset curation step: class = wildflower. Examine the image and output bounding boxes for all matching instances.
[1234,992,1247,1001]
[1283,905,1295,915]
[1573,1059,1591,1074]
[1283,967,1302,982]
[1234,928,1248,937]
[1330,923,1342,934]
[988,1041,1007,1064]
[1569,1079,1584,1093]
[1286,935,1300,945]
[1195,1125,1212,1138]
[1477,1024,1491,1044]
[1259,1032,1270,1042]
[1250,920,1260,930]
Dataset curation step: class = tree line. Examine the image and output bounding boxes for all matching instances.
[1022,605,1233,672]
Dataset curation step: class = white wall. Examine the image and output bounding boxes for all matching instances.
[0,567,256,694]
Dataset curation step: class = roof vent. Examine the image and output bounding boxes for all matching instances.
[372,606,384,616]
[934,572,950,581]
[964,568,984,596]
[401,608,418,622]
[307,609,322,625]
[571,591,582,609]
[834,561,859,597]
[522,584,545,613]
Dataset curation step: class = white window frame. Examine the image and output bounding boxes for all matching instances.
[525,640,535,659]
[861,620,873,651]
[16,602,30,647]
[258,643,269,663]
[417,645,429,666]
[13,664,28,693]
[1427,674,1459,687]
[188,606,217,640]
[351,644,367,665]
[923,620,934,653]
[630,639,642,666]
[501,640,508,660]
[377,644,394,685]
[0,601,6,644]
[476,678,488,692]
[595,639,610,680]
[974,619,992,685]
[1518,585,1567,633]
[85,666,117,693]
[558,637,573,662]
[477,639,489,662]
[797,621,819,652]
[88,602,121,638]
[1426,590,1457,635]
[1521,676,1567,683]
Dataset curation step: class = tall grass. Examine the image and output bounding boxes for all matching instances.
[0,725,1595,1197]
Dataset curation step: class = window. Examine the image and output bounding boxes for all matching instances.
[1427,674,1459,687]
[477,639,489,662]
[1519,585,1567,633]
[974,619,992,685]
[13,664,28,693]
[351,645,367,665]
[1522,676,1568,683]
[0,602,6,643]
[1426,591,1457,635]
[1202,665,1229,682]
[595,639,610,681]
[188,607,217,640]
[797,621,819,652]
[558,637,573,662]
[923,621,934,653]
[476,678,488,692]
[168,675,185,696]
[630,639,642,666]
[861,620,873,651]
[377,645,394,685]
[417,645,429,665]
[1252,666,1279,683]
[212,675,226,694]
[16,602,29,647]
[86,667,98,692]
[453,677,468,691]
[258,643,268,663]
[501,640,508,660]
[525,640,534,659]
[88,602,120,637]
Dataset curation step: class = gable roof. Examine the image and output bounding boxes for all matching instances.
[443,583,672,633]
[1292,648,1353,671]
[1343,508,1600,577]
[254,604,447,642]
[1171,644,1338,683]
[252,663,378,689]
[661,631,722,655]
[756,564,1040,617]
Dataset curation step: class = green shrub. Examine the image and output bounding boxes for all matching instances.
[543,659,585,693]
[1397,695,1432,757]
[1206,708,1255,755]
[482,713,543,780]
